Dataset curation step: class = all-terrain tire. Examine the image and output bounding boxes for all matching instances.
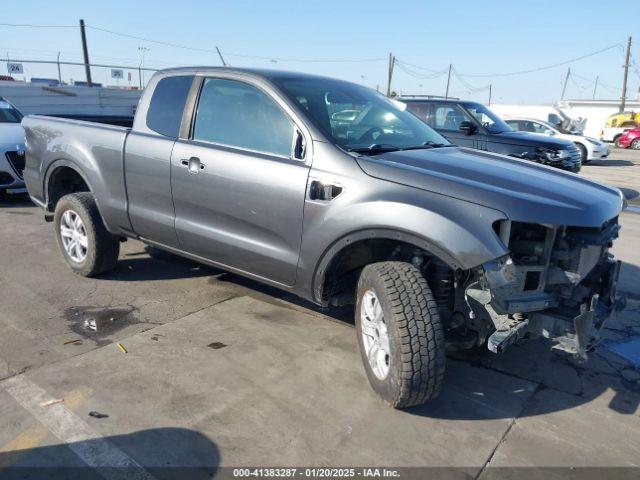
[355,261,445,408]
[53,193,120,277]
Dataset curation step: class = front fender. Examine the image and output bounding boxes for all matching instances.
[295,180,509,303]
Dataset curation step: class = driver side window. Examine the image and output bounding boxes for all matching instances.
[433,104,469,131]
[531,122,550,134]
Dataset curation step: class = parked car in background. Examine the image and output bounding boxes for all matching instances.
[400,97,581,172]
[505,117,609,163]
[23,68,623,408]
[491,104,585,134]
[600,120,638,146]
[617,127,640,149]
[0,96,25,199]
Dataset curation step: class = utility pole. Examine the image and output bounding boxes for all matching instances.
[56,52,62,84]
[592,75,599,100]
[445,64,452,99]
[216,46,228,66]
[488,84,492,105]
[560,67,570,100]
[386,53,395,97]
[620,36,632,112]
[79,19,92,87]
[138,46,150,87]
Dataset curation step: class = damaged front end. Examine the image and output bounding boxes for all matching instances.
[463,218,625,360]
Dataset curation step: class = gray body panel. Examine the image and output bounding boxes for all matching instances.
[21,67,624,305]
[170,139,309,285]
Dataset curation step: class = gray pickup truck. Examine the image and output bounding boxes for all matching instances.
[23,67,624,408]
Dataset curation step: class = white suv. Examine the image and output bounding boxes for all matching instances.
[0,97,25,198]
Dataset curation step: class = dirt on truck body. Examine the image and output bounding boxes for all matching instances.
[22,67,625,408]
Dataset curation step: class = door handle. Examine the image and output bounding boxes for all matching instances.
[181,156,205,174]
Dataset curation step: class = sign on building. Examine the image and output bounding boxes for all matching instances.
[111,69,124,79]
[7,63,24,74]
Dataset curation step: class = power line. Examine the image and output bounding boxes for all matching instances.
[394,60,448,79]
[0,22,76,28]
[456,43,622,78]
[87,25,385,63]
[452,68,490,92]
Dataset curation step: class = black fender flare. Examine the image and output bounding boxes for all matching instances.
[311,228,462,304]
[43,159,92,211]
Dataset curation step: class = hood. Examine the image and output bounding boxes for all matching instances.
[492,130,575,149]
[0,123,25,147]
[356,147,623,227]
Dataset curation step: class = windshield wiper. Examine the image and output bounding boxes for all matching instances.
[348,143,401,155]
[400,141,454,150]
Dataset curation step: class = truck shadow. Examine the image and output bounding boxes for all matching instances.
[0,427,220,479]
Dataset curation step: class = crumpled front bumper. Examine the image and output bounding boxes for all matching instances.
[467,219,624,359]
[527,259,625,360]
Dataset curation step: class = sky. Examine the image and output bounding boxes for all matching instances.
[1,0,639,104]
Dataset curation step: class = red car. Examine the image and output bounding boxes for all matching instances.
[618,127,640,149]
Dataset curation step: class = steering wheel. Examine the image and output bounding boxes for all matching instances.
[359,127,383,143]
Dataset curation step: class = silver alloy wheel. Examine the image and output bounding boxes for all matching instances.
[360,289,391,380]
[633,139,640,150]
[60,209,88,263]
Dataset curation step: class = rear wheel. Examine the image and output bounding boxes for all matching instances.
[355,261,445,408]
[632,139,640,150]
[54,193,120,276]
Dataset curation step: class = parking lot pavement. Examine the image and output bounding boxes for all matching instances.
[0,148,639,476]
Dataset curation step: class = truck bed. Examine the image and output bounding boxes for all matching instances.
[22,114,132,233]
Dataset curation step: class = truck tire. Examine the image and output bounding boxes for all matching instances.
[53,193,120,277]
[355,261,445,408]
[576,143,588,164]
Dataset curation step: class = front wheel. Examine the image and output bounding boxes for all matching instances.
[576,143,588,164]
[54,193,120,277]
[614,136,623,148]
[355,262,445,408]
[632,139,640,150]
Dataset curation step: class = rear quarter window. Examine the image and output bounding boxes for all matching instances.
[146,75,194,137]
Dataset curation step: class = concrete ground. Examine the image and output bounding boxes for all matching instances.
[0,148,639,479]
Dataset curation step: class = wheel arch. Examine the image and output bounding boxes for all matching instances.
[311,228,462,305]
[44,159,93,212]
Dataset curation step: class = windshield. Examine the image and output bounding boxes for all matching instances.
[463,103,512,134]
[0,100,23,123]
[273,77,450,153]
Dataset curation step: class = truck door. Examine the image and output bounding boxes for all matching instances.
[124,74,194,248]
[432,103,487,150]
[170,76,310,286]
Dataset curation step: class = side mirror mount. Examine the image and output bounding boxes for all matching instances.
[459,121,477,135]
[544,129,555,136]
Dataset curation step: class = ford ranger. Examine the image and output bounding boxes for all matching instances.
[23,68,625,408]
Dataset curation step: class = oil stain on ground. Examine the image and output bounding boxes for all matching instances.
[64,305,139,347]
